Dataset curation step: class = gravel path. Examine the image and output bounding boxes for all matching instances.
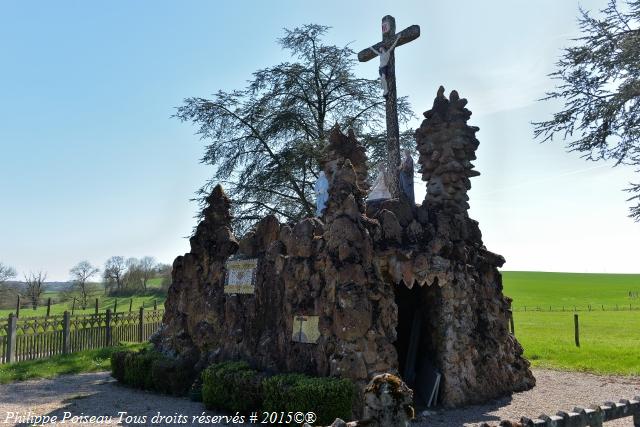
[0,369,638,426]
[415,369,640,427]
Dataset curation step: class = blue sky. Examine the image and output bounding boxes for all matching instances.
[1,0,637,281]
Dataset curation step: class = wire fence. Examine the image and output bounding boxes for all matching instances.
[511,303,640,312]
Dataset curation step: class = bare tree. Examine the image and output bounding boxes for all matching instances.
[0,263,16,284]
[69,261,99,309]
[123,258,144,292]
[23,271,46,310]
[103,256,126,294]
[0,263,18,308]
[139,256,156,291]
[156,263,172,292]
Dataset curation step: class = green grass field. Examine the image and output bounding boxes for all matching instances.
[503,271,640,375]
[0,278,166,318]
[502,271,640,310]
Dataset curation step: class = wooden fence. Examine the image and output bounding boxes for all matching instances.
[0,309,164,364]
[513,304,640,312]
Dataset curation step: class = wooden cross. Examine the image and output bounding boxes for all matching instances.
[358,16,420,199]
[295,315,306,341]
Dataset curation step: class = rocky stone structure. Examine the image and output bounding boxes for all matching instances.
[417,85,480,213]
[154,88,535,413]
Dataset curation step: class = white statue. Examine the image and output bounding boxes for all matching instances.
[367,163,392,202]
[314,171,329,217]
[369,36,400,97]
[399,149,415,204]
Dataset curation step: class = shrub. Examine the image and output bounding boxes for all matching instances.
[262,373,307,411]
[112,348,196,396]
[263,374,355,425]
[122,349,162,390]
[202,361,263,412]
[110,350,133,382]
[151,357,195,396]
[150,358,174,394]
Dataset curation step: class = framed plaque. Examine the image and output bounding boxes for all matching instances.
[224,258,258,294]
[291,315,320,344]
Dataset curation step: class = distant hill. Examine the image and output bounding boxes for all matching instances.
[44,281,73,291]
[2,281,72,291]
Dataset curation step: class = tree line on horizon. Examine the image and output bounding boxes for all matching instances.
[0,259,172,311]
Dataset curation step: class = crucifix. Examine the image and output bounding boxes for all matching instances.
[358,16,420,199]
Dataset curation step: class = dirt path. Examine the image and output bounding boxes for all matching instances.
[0,369,638,426]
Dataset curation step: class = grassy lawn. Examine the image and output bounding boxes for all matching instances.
[502,271,640,311]
[512,311,640,375]
[503,271,640,375]
[0,342,146,384]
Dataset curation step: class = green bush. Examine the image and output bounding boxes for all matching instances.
[150,358,175,394]
[263,374,355,425]
[112,348,196,396]
[122,349,162,390]
[150,357,195,396]
[110,350,133,382]
[202,361,263,412]
[262,373,307,411]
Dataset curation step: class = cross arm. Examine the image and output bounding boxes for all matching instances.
[357,25,420,62]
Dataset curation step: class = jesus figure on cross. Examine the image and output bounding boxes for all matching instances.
[369,35,400,97]
[358,16,420,199]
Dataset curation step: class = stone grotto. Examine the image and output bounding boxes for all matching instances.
[152,87,536,413]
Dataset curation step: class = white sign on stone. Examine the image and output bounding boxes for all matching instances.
[291,315,320,344]
[224,258,258,294]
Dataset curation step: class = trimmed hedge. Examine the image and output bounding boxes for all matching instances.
[110,350,131,382]
[202,362,355,425]
[123,349,163,389]
[151,357,196,396]
[202,361,263,412]
[263,374,354,425]
[110,349,195,396]
[113,354,356,424]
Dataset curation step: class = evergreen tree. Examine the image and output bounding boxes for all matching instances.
[534,1,640,221]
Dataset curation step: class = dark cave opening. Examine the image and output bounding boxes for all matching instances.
[393,280,439,406]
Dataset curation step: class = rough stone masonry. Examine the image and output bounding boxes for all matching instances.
[153,87,535,411]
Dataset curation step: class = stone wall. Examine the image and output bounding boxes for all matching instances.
[154,89,535,411]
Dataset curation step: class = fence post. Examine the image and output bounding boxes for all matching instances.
[16,295,20,318]
[46,298,51,317]
[114,299,117,313]
[71,298,76,316]
[129,299,133,312]
[508,310,515,335]
[95,298,99,315]
[7,313,17,363]
[105,309,112,347]
[62,311,70,354]
[574,313,580,348]
[153,299,157,311]
[139,307,144,342]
